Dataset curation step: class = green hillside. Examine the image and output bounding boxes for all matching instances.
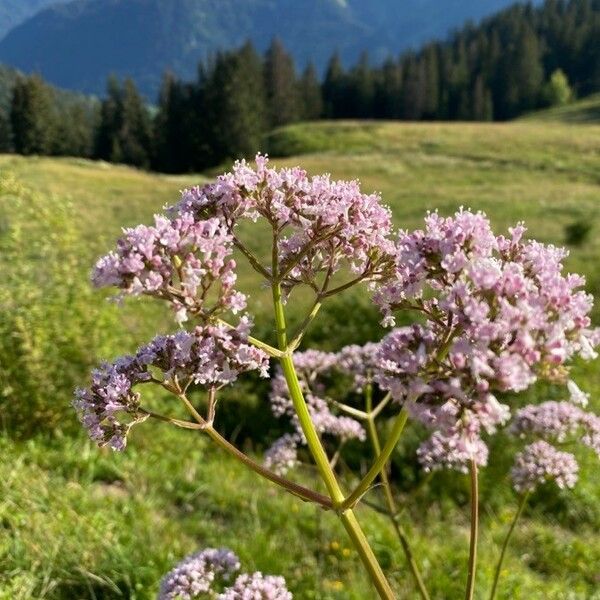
[2,118,600,598]
[520,94,600,123]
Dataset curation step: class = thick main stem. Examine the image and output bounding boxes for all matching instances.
[365,388,430,600]
[465,459,479,600]
[272,282,395,600]
[489,493,529,600]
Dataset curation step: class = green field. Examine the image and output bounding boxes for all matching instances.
[2,118,600,599]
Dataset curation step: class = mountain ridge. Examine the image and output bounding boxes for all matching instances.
[0,0,543,98]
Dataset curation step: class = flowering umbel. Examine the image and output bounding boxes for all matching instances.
[158,548,292,599]
[74,321,269,450]
[173,154,395,297]
[373,209,599,472]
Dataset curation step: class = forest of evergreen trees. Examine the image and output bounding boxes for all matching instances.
[0,0,598,173]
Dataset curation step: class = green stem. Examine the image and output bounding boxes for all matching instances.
[465,459,479,600]
[489,493,529,600]
[342,406,410,511]
[365,389,431,600]
[272,281,395,599]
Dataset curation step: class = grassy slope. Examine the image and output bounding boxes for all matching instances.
[2,119,600,599]
[519,94,600,123]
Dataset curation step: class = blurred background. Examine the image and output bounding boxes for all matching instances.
[0,1,599,598]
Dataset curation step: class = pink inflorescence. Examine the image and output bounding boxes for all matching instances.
[337,342,382,392]
[158,548,241,600]
[218,572,293,599]
[266,349,366,475]
[93,213,246,324]
[74,320,269,450]
[173,154,395,296]
[511,440,579,493]
[374,209,599,473]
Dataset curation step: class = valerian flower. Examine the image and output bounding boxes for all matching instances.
[266,350,366,475]
[158,548,241,599]
[158,549,292,600]
[74,320,269,450]
[218,572,292,599]
[173,154,395,297]
[373,209,599,472]
[93,213,245,324]
[511,440,579,493]
[337,342,382,392]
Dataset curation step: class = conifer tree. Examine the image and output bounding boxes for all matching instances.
[322,52,345,118]
[298,62,323,121]
[10,75,55,155]
[204,42,267,163]
[264,38,300,128]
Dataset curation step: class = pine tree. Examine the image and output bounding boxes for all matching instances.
[94,75,122,162]
[10,75,55,155]
[422,45,440,118]
[322,52,346,118]
[373,58,402,119]
[297,62,323,121]
[0,109,13,152]
[264,38,300,128]
[119,78,152,168]
[204,42,267,163]
[347,52,375,118]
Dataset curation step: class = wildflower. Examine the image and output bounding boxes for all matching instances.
[511,440,579,493]
[158,548,241,600]
[173,154,395,296]
[74,321,269,450]
[93,213,245,324]
[373,209,598,472]
[337,342,382,391]
[264,434,299,476]
[218,572,292,599]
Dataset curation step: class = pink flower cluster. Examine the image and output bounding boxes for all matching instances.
[337,342,382,392]
[158,548,292,599]
[74,321,269,450]
[509,398,600,493]
[174,154,395,295]
[158,548,240,599]
[219,572,292,599]
[511,440,579,493]
[93,213,246,324]
[373,209,599,473]
[266,350,366,474]
[511,400,600,456]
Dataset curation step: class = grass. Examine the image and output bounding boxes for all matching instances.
[2,116,600,598]
[519,94,600,123]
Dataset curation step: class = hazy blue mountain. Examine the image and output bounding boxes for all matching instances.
[0,0,543,98]
[0,0,61,40]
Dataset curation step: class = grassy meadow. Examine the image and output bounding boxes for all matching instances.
[2,113,600,599]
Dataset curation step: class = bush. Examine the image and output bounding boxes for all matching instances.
[0,173,120,436]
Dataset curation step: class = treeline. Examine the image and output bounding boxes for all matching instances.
[0,0,598,172]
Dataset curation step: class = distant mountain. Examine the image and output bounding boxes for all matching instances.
[0,0,544,99]
[0,0,60,40]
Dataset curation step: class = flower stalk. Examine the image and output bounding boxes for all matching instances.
[489,492,529,600]
[465,459,479,600]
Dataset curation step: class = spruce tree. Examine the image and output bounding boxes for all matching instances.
[264,38,300,128]
[118,78,152,168]
[94,75,123,162]
[204,42,267,163]
[322,52,345,118]
[10,75,55,155]
[297,62,323,121]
